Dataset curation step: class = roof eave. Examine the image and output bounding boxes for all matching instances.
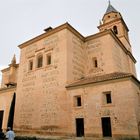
[85,29,136,63]
[0,85,17,92]
[18,22,85,49]
[66,75,140,89]
[99,17,129,32]
[1,64,19,73]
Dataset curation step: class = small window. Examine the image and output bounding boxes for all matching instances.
[47,54,51,65]
[92,57,98,68]
[74,96,82,107]
[29,60,33,70]
[37,55,43,68]
[103,91,112,104]
[106,93,112,104]
[113,26,118,35]
[77,97,82,106]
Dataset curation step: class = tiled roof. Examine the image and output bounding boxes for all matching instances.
[105,3,118,15]
[66,72,139,88]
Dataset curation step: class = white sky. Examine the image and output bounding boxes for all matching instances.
[0,0,140,81]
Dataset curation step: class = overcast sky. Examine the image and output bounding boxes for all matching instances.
[0,0,140,81]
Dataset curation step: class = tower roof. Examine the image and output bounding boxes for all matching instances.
[11,54,16,65]
[105,1,118,15]
[9,54,17,67]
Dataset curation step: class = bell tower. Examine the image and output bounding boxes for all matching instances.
[5,55,17,87]
[98,1,131,51]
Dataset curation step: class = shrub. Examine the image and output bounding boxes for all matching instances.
[15,136,37,140]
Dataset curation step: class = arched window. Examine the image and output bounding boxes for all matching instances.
[113,26,118,35]
[46,53,51,65]
[37,55,43,68]
[29,60,33,70]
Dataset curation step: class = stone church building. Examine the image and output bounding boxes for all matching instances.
[0,3,140,139]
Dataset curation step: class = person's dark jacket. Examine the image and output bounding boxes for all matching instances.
[0,131,5,139]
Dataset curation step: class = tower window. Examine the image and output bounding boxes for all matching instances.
[29,60,33,70]
[113,26,118,35]
[37,55,43,68]
[92,57,98,68]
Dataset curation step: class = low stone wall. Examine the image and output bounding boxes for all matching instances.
[14,136,139,140]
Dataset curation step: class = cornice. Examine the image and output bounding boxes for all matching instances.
[99,16,129,32]
[0,86,16,93]
[1,67,10,72]
[85,29,110,41]
[66,76,140,89]
[17,22,135,63]
[1,64,19,73]
[109,30,136,63]
[18,22,85,49]
[85,29,136,63]
[66,73,140,89]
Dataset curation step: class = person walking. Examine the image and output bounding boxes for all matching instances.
[6,127,15,140]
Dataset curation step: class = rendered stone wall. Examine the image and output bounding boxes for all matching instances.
[13,27,139,138]
[0,88,16,131]
[85,34,133,76]
[67,79,139,138]
[14,29,71,135]
[66,30,85,83]
[1,70,10,88]
[1,66,19,88]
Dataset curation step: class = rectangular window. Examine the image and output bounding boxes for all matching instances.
[103,91,112,104]
[106,93,112,104]
[92,57,98,68]
[74,96,82,107]
[77,97,82,106]
[37,55,43,68]
[47,54,51,65]
[29,60,33,70]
